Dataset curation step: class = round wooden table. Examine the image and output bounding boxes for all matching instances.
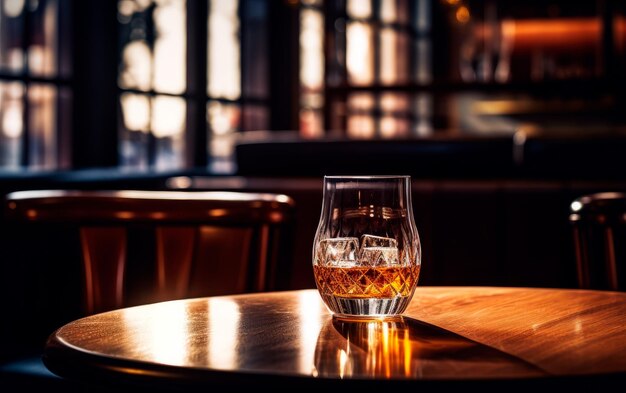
[43,287,626,391]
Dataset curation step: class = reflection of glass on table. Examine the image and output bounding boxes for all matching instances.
[313,316,544,379]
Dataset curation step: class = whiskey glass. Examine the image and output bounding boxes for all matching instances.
[313,176,421,318]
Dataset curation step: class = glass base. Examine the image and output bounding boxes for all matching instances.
[320,294,411,319]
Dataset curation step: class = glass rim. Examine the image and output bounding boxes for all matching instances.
[324,175,411,180]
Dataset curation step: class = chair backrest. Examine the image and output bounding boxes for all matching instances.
[569,192,626,291]
[5,190,296,314]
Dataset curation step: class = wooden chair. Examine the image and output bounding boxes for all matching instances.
[569,192,626,291]
[5,189,296,314]
[1,189,295,390]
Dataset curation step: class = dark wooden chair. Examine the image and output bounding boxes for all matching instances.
[569,192,626,291]
[4,189,296,314]
[1,189,296,390]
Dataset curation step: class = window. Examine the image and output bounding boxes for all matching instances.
[0,0,71,170]
[118,0,187,171]
[0,0,283,173]
[118,0,271,173]
[299,0,324,138]
[321,0,433,138]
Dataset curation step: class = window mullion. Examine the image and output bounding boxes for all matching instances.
[185,0,209,168]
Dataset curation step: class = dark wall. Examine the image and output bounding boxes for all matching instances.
[234,134,626,181]
[176,176,623,291]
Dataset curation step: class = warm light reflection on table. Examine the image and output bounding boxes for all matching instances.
[122,301,190,365]
[45,288,626,389]
[297,290,325,374]
[208,299,240,369]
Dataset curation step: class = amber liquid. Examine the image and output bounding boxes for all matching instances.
[314,264,420,317]
[314,264,420,299]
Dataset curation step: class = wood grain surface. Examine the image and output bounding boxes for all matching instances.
[43,287,626,390]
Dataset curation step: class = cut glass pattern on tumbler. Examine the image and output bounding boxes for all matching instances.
[359,246,400,266]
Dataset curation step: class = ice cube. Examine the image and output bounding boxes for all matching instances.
[359,246,400,266]
[316,237,359,266]
[360,234,397,249]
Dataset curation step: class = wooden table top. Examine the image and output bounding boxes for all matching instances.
[43,287,626,390]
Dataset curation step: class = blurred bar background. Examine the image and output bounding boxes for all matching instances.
[0,0,623,174]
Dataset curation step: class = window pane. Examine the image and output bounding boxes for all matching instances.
[153,0,186,94]
[380,28,410,85]
[300,8,324,91]
[152,95,186,138]
[207,100,240,157]
[207,101,239,174]
[348,92,375,112]
[300,93,323,136]
[301,92,323,109]
[346,22,373,85]
[119,41,152,91]
[299,108,323,138]
[300,7,324,137]
[381,93,410,138]
[380,0,396,23]
[0,0,25,73]
[28,84,57,169]
[152,95,185,170]
[119,93,149,170]
[347,114,375,138]
[380,115,409,138]
[118,1,154,91]
[347,95,375,138]
[119,93,186,170]
[380,93,409,113]
[0,81,24,168]
[381,0,410,24]
[207,0,240,99]
[119,128,149,169]
[121,92,150,132]
[347,0,371,19]
[208,100,240,135]
[28,0,58,76]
